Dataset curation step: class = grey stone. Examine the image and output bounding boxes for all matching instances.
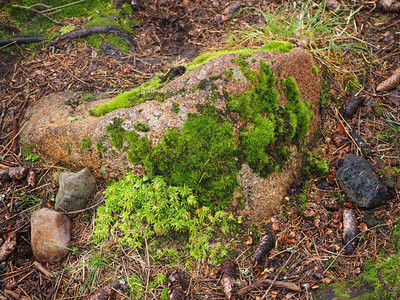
[336,154,388,209]
[55,168,96,214]
[31,208,71,262]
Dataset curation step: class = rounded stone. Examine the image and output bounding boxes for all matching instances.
[31,208,71,262]
[55,168,96,214]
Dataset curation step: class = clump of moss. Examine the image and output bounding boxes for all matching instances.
[303,150,329,176]
[171,102,180,113]
[93,174,239,263]
[228,61,313,177]
[106,117,125,149]
[185,41,293,72]
[134,122,150,132]
[91,77,166,116]
[81,138,92,149]
[102,60,313,209]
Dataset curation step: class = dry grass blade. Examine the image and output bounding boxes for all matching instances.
[376,66,400,92]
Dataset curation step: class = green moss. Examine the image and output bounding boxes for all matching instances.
[185,41,293,72]
[343,76,360,92]
[2,0,137,51]
[224,69,234,79]
[90,77,165,116]
[134,122,150,132]
[303,150,329,176]
[171,102,180,113]
[227,62,313,177]
[312,65,319,74]
[100,60,313,209]
[81,93,96,102]
[93,174,239,263]
[106,117,125,149]
[81,138,92,149]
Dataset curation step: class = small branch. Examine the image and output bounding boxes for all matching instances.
[47,26,135,52]
[235,278,301,297]
[0,37,47,47]
[33,261,54,278]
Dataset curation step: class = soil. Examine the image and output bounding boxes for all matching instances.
[0,0,399,299]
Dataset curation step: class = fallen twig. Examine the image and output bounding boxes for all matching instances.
[0,37,47,47]
[3,289,30,300]
[33,261,53,278]
[236,278,301,297]
[47,26,135,51]
[88,281,126,300]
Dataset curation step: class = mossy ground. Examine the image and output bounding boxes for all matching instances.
[1,0,136,51]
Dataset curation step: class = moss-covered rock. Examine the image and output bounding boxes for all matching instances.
[21,47,322,219]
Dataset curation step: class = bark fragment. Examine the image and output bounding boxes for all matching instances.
[0,233,17,262]
[168,269,186,300]
[340,97,363,119]
[221,258,237,300]
[343,209,358,254]
[0,167,29,181]
[252,232,274,267]
[88,281,127,300]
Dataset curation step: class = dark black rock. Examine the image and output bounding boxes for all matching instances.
[336,154,388,209]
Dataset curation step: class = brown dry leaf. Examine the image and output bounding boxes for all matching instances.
[311,285,319,289]
[272,222,280,231]
[325,228,333,234]
[358,223,368,232]
[377,66,400,92]
[304,209,315,218]
[244,236,253,245]
[354,267,361,275]
[322,278,333,284]
[326,0,340,10]
[270,215,279,223]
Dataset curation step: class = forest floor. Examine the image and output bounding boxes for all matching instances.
[0,0,399,299]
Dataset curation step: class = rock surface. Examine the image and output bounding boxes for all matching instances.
[55,168,96,214]
[31,208,71,262]
[336,154,388,209]
[21,48,322,221]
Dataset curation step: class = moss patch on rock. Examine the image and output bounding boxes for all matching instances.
[90,41,293,116]
[90,77,166,116]
[102,59,314,210]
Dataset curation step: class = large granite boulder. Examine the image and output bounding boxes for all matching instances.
[21,48,322,221]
